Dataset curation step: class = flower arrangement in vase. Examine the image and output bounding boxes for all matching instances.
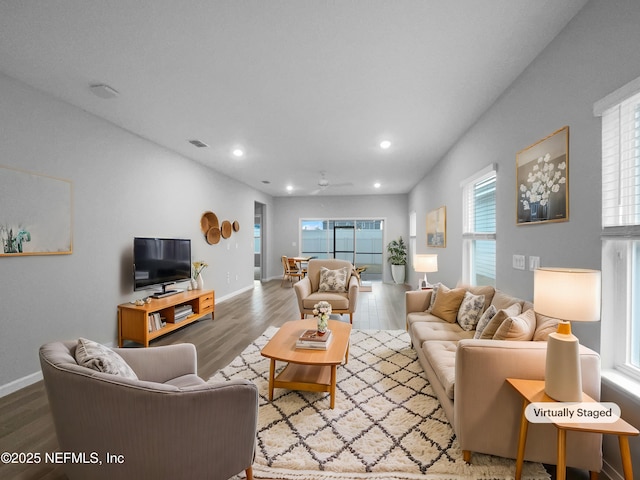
[519,152,566,221]
[192,261,208,290]
[313,301,332,335]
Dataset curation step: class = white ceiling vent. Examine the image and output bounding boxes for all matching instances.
[188,139,209,148]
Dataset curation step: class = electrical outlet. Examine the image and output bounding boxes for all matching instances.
[529,256,540,271]
[513,254,525,270]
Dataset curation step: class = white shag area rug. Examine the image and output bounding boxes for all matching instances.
[210,327,549,480]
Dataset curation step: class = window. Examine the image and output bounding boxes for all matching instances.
[596,78,640,389]
[462,165,496,286]
[300,219,384,280]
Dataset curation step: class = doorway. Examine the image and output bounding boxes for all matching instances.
[254,202,265,281]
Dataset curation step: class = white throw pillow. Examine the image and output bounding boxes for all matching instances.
[318,266,348,292]
[457,291,486,331]
[75,338,138,379]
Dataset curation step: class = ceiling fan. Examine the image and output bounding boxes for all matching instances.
[309,172,354,195]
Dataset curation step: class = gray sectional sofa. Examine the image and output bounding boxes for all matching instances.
[406,284,603,474]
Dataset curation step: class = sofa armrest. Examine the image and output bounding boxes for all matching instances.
[405,290,432,314]
[293,276,312,311]
[114,343,197,383]
[347,275,359,311]
[454,339,602,470]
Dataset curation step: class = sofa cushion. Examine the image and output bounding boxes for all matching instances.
[318,266,349,292]
[411,321,475,346]
[406,311,443,329]
[431,287,466,323]
[493,308,537,341]
[479,303,522,339]
[473,304,497,339]
[457,291,485,331]
[303,291,349,310]
[75,338,138,380]
[422,340,457,399]
[533,312,560,341]
[490,290,524,311]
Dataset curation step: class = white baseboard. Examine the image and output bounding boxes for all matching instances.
[0,370,43,398]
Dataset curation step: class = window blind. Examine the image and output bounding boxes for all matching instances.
[601,90,640,228]
[463,168,496,235]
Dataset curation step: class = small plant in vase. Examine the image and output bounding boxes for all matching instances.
[192,261,208,290]
[313,301,332,335]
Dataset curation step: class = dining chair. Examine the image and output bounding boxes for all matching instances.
[281,255,304,286]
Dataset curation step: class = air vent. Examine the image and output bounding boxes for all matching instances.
[188,139,209,148]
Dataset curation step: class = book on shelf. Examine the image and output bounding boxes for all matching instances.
[296,329,332,350]
[148,312,166,332]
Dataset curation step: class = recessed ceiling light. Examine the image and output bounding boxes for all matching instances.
[286,185,293,192]
[232,148,244,158]
[380,140,391,150]
[374,182,381,189]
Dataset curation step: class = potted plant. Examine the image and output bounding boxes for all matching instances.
[387,236,407,284]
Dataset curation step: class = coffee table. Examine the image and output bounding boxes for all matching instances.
[261,319,351,409]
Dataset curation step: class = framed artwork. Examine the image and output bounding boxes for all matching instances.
[0,165,73,256]
[426,206,446,247]
[516,126,569,225]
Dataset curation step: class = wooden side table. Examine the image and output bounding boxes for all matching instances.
[506,378,639,480]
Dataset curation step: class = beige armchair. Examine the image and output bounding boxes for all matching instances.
[293,258,359,323]
[39,340,258,480]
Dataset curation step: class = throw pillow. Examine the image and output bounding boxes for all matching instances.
[318,266,348,292]
[428,283,448,311]
[75,338,138,379]
[479,303,522,339]
[457,291,486,331]
[474,304,498,339]
[493,309,537,341]
[533,312,560,341]
[431,287,466,323]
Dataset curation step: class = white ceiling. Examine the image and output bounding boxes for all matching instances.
[0,0,588,197]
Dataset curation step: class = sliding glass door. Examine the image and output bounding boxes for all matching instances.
[300,219,383,280]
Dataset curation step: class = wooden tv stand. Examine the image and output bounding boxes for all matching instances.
[118,289,214,347]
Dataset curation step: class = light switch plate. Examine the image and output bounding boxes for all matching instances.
[529,256,540,270]
[513,254,525,270]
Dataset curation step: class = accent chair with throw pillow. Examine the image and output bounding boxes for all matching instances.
[39,340,258,480]
[293,258,359,323]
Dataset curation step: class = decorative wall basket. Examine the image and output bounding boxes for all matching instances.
[221,220,232,239]
[200,211,239,245]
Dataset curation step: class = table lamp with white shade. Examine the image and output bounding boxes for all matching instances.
[413,254,438,288]
[533,267,601,402]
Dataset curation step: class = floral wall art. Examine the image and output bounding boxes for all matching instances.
[0,165,73,256]
[516,126,569,225]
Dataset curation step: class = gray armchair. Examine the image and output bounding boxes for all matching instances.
[293,258,359,323]
[39,341,258,480]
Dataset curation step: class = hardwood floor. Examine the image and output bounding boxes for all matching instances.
[0,280,408,480]
[0,280,593,480]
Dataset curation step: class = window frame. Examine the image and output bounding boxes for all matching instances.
[461,164,497,286]
[595,75,640,395]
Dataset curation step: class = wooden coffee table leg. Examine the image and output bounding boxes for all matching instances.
[330,365,337,409]
[268,358,276,400]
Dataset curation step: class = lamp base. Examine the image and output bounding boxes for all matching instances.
[545,321,582,402]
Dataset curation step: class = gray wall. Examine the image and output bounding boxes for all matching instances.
[272,194,408,283]
[408,0,640,476]
[0,72,274,391]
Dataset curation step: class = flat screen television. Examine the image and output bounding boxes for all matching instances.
[133,237,191,297]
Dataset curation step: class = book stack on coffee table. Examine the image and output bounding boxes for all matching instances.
[296,329,332,350]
